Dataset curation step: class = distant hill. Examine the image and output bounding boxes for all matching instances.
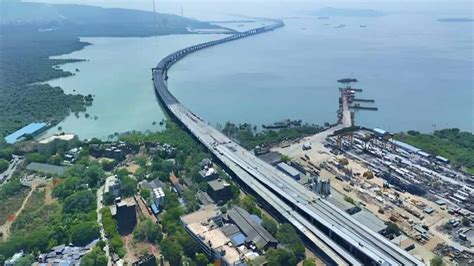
[310,7,385,18]
[437,18,474,23]
[0,1,219,36]
[0,1,222,138]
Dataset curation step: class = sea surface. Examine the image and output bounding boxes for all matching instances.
[44,14,473,140]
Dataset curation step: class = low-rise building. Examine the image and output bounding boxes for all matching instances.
[226,206,278,250]
[4,251,24,266]
[140,178,166,210]
[37,239,99,265]
[459,228,474,247]
[257,152,282,166]
[26,162,67,177]
[207,179,231,203]
[181,205,268,266]
[276,162,303,180]
[105,175,121,198]
[132,254,156,266]
[4,122,48,144]
[169,174,184,194]
[199,158,213,169]
[199,167,219,181]
[351,210,387,234]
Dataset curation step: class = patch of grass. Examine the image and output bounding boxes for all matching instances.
[0,187,29,225]
[465,167,474,175]
[395,129,474,170]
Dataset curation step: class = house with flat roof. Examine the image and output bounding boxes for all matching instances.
[140,178,166,211]
[207,178,231,203]
[181,205,267,266]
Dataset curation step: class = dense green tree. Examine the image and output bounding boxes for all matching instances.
[103,191,115,205]
[397,128,474,173]
[63,190,96,214]
[302,258,317,266]
[240,195,262,217]
[133,218,163,244]
[119,175,137,197]
[164,191,180,210]
[52,176,81,200]
[222,122,323,150]
[195,253,208,266]
[140,188,151,203]
[70,221,100,246]
[262,215,278,236]
[176,233,199,259]
[81,246,108,266]
[160,238,183,266]
[276,224,305,260]
[0,147,14,161]
[84,164,105,187]
[0,159,8,172]
[25,152,47,163]
[51,154,63,165]
[183,189,200,213]
[385,221,401,236]
[265,248,297,266]
[430,256,444,266]
[161,207,184,233]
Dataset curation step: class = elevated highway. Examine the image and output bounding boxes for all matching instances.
[152,21,424,266]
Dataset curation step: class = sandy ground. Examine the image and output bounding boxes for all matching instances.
[274,136,459,263]
[125,163,139,174]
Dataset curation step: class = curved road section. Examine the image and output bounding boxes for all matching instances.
[152,21,423,266]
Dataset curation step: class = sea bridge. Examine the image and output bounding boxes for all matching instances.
[152,21,424,266]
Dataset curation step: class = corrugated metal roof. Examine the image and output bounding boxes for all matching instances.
[373,128,387,135]
[389,139,421,153]
[26,162,67,176]
[417,151,431,157]
[351,211,387,233]
[227,206,277,248]
[4,122,47,144]
[276,162,301,177]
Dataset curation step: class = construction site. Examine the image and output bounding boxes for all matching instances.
[271,79,474,265]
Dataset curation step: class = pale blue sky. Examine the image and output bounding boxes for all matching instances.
[26,0,473,20]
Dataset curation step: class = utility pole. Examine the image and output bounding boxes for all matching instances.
[152,0,157,27]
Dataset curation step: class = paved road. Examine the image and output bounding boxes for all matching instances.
[97,181,112,265]
[0,156,23,186]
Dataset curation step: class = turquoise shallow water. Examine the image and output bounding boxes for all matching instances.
[43,34,222,140]
[44,14,473,139]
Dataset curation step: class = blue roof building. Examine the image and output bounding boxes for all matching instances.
[4,122,47,144]
[231,233,246,247]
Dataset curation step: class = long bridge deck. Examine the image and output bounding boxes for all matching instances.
[152,21,424,266]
